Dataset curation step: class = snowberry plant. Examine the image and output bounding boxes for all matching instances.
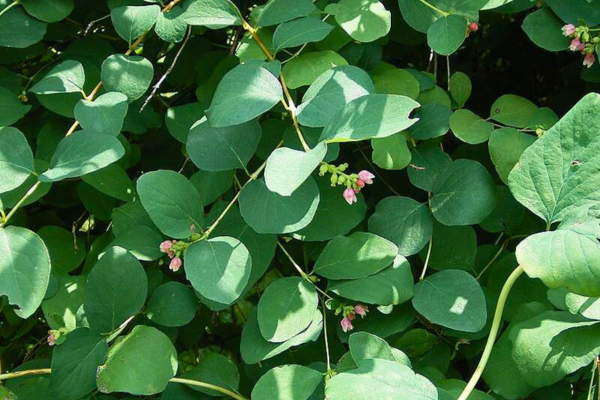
[1,0,600,399]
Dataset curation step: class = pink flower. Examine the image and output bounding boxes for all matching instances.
[356,179,365,188]
[354,304,369,318]
[562,24,576,36]
[160,240,174,253]
[468,22,479,32]
[584,53,596,68]
[169,257,182,272]
[343,188,357,205]
[570,38,585,52]
[341,317,354,332]
[48,331,56,346]
[358,170,375,184]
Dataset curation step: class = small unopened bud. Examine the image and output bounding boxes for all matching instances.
[468,22,479,32]
[319,164,329,176]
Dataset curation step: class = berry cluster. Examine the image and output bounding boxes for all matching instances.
[318,163,375,205]
[562,23,599,68]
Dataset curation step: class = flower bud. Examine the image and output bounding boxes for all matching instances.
[358,170,375,184]
[169,257,182,272]
[468,22,479,32]
[340,317,354,332]
[330,173,338,186]
[354,304,369,318]
[319,164,329,176]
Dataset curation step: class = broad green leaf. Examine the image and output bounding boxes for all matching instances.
[407,144,453,192]
[96,325,177,395]
[42,275,85,331]
[241,308,323,364]
[146,282,197,327]
[273,17,334,52]
[325,359,437,400]
[417,84,451,108]
[257,0,318,27]
[108,225,162,261]
[314,232,398,279]
[450,109,494,144]
[479,186,528,235]
[166,102,207,143]
[81,163,135,202]
[0,127,35,193]
[522,7,569,52]
[408,104,452,140]
[422,221,477,271]
[84,247,148,333]
[0,5,46,48]
[137,170,204,239]
[252,365,321,400]
[111,5,160,43]
[185,236,251,304]
[265,143,327,196]
[38,226,86,274]
[0,226,50,318]
[320,94,419,143]
[239,178,320,234]
[21,0,73,22]
[187,117,262,171]
[349,332,395,363]
[397,0,437,33]
[327,0,391,43]
[329,255,414,306]
[206,63,282,127]
[371,132,412,170]
[31,60,85,95]
[413,269,487,332]
[282,50,348,89]
[39,130,125,182]
[490,94,538,128]
[369,196,433,256]
[437,380,495,400]
[183,0,242,29]
[0,86,31,126]
[74,92,129,137]
[565,291,600,320]
[508,93,600,223]
[431,159,496,226]
[183,352,240,395]
[449,72,471,107]
[293,175,367,241]
[545,0,600,25]
[0,160,51,208]
[111,201,158,237]
[237,29,275,62]
[340,304,415,341]
[258,277,318,343]
[296,65,374,128]
[488,127,536,185]
[427,15,467,56]
[50,328,108,400]
[190,169,234,205]
[155,6,187,42]
[101,54,154,101]
[373,68,420,99]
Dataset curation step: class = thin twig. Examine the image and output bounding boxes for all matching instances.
[84,14,110,36]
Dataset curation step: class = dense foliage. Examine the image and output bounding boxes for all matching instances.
[1,0,600,399]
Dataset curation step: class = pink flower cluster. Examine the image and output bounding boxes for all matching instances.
[343,170,375,205]
[563,24,596,68]
[160,240,182,272]
[340,304,369,332]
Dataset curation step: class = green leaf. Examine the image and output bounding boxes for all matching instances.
[490,94,539,128]
[407,144,453,192]
[0,6,47,48]
[545,0,600,25]
[320,94,419,143]
[488,127,536,185]
[449,71,472,107]
[313,232,398,280]
[206,63,282,127]
[427,15,468,56]
[96,325,178,395]
[50,328,108,400]
[31,60,85,95]
[137,170,205,239]
[431,159,497,226]
[371,132,412,170]
[373,68,420,99]
[408,104,453,140]
[296,65,374,128]
[329,255,414,306]
[397,0,437,33]
[0,86,31,126]
[146,282,197,327]
[108,225,163,261]
[508,93,600,223]
[183,0,242,29]
[422,221,477,271]
[0,127,34,194]
[111,201,158,237]
[522,7,569,52]
[325,359,437,400]
[412,269,487,332]
[38,226,86,274]
[327,0,391,43]
[265,143,327,196]
[42,275,85,331]
[81,163,135,202]
[39,130,125,182]
[281,50,348,89]
[183,352,240,396]
[257,0,318,27]
[368,196,433,256]
[185,236,252,304]
[74,92,129,137]
[239,178,320,234]
[273,17,334,52]
[84,247,148,333]
[349,332,395,363]
[450,109,494,144]
[155,6,187,42]
[187,117,262,171]
[0,226,50,318]
[111,5,160,43]
[190,169,233,205]
[101,54,154,101]
[241,308,323,364]
[166,102,207,143]
[252,365,321,400]
[21,0,73,22]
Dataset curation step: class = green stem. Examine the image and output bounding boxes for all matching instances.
[321,297,332,372]
[277,241,333,300]
[457,265,524,400]
[0,0,20,19]
[419,236,433,281]
[415,0,449,16]
[0,181,41,228]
